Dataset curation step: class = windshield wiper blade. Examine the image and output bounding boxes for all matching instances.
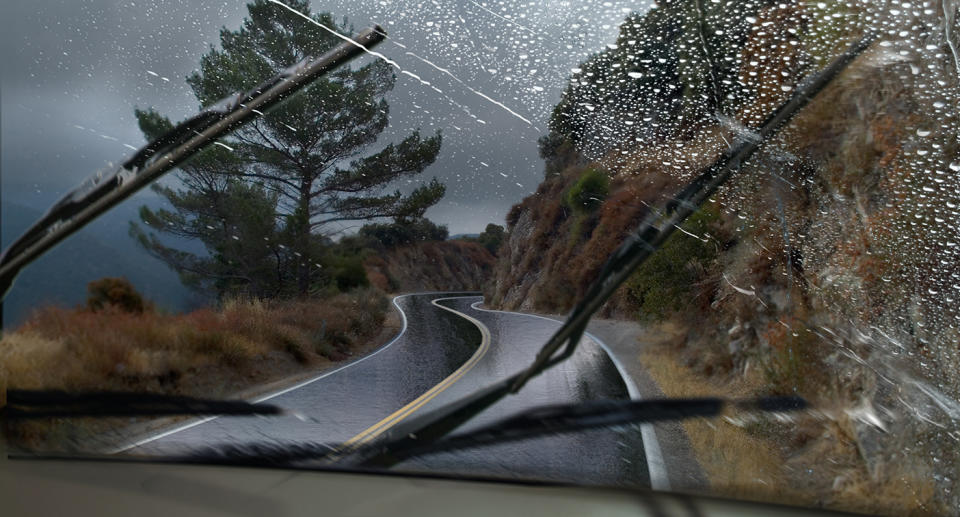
[153,396,804,468]
[339,33,878,470]
[1,389,282,419]
[354,396,806,465]
[0,26,386,316]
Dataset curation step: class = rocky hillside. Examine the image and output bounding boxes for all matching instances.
[365,240,494,292]
[485,0,960,513]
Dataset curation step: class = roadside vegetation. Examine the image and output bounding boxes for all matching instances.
[0,277,394,449]
[337,217,496,293]
[485,0,958,513]
[455,224,507,255]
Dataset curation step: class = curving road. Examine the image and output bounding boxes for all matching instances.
[121,293,655,487]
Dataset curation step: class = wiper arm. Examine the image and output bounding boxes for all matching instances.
[2,389,281,419]
[339,33,878,469]
[0,25,386,315]
[148,396,804,468]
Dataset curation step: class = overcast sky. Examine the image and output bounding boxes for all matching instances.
[1,0,648,235]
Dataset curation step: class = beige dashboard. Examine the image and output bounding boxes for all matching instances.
[1,457,851,516]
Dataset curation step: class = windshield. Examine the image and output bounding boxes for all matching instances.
[2,0,959,514]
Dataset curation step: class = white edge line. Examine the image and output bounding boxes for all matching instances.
[109,294,414,454]
[466,299,672,491]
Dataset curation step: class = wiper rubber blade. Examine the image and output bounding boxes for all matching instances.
[1,389,282,418]
[157,396,805,468]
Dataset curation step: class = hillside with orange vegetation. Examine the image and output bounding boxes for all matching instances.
[484,0,960,514]
[365,240,495,293]
[0,284,395,451]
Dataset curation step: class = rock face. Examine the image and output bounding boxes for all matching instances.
[365,240,495,293]
[485,205,539,311]
[484,141,699,316]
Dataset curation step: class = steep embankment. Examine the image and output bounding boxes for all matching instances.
[485,154,700,315]
[485,2,960,513]
[366,240,495,292]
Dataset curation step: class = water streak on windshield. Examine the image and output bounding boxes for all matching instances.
[3,0,960,514]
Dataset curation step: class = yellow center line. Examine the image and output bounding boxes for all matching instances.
[326,296,490,461]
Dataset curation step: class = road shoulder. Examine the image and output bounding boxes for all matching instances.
[582,318,709,493]
[474,302,708,493]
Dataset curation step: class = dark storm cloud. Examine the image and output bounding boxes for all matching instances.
[2,1,248,206]
[2,0,646,234]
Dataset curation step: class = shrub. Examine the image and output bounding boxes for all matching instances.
[325,254,370,292]
[625,205,720,320]
[564,167,610,214]
[538,132,579,177]
[477,223,506,254]
[506,202,525,228]
[358,218,448,249]
[86,277,148,314]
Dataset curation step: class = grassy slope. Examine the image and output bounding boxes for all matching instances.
[0,288,393,450]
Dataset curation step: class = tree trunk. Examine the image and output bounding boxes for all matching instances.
[296,179,313,298]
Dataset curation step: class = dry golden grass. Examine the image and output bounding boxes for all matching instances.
[639,322,944,516]
[638,326,804,505]
[0,288,392,449]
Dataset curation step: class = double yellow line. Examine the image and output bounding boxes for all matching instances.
[325,296,490,462]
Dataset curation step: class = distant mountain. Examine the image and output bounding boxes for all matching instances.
[449,233,480,240]
[1,200,196,327]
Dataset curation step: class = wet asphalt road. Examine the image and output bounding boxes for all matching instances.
[126,293,649,487]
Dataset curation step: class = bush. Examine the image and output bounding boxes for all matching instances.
[538,132,579,177]
[86,277,148,314]
[477,223,506,254]
[564,168,610,214]
[625,205,720,320]
[324,254,369,292]
[506,203,525,228]
[358,218,449,248]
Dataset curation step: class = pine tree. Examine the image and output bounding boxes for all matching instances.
[547,0,760,152]
[130,0,445,298]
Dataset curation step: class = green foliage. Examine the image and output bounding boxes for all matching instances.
[358,218,449,249]
[564,168,610,214]
[549,0,760,148]
[130,181,288,299]
[323,253,369,292]
[477,223,506,254]
[132,0,445,298]
[86,277,148,314]
[626,205,719,320]
[537,132,579,177]
[134,108,174,140]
